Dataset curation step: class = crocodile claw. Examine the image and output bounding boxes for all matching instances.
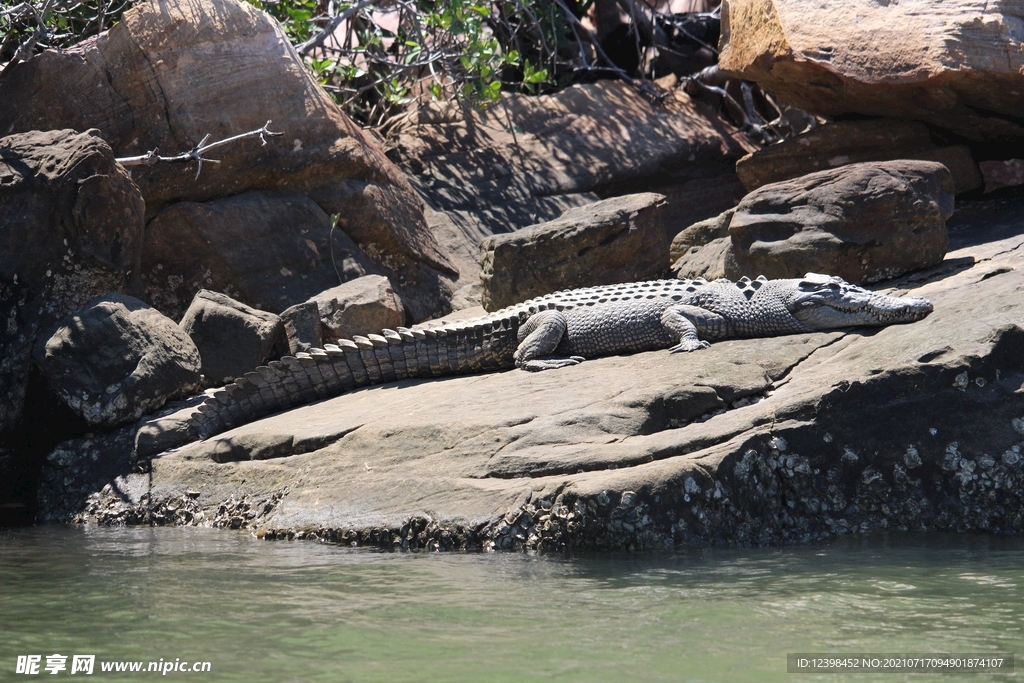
[669,340,711,353]
[520,356,585,372]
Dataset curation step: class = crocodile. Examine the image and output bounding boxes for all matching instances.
[182,273,932,444]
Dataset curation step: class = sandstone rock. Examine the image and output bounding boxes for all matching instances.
[979,159,1024,194]
[670,210,734,264]
[280,301,323,355]
[388,80,755,289]
[309,275,405,343]
[37,201,1024,550]
[141,189,380,320]
[735,119,983,194]
[449,281,483,312]
[0,129,144,436]
[671,237,733,281]
[726,160,954,283]
[34,294,201,427]
[653,174,747,239]
[0,0,455,320]
[718,0,1024,144]
[480,193,669,311]
[669,210,735,280]
[178,290,282,388]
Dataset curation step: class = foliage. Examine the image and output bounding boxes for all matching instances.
[247,0,591,127]
[0,0,137,63]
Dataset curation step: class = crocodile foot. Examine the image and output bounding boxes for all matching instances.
[519,356,586,372]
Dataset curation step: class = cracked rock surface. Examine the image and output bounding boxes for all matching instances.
[38,197,1024,551]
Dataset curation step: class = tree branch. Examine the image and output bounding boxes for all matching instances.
[115,121,284,179]
[296,0,380,58]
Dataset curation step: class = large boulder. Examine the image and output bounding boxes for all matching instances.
[719,0,1024,143]
[480,193,669,311]
[725,160,954,283]
[0,129,144,435]
[0,0,456,320]
[35,198,1024,550]
[735,119,983,195]
[34,294,202,427]
[178,290,282,388]
[141,189,380,320]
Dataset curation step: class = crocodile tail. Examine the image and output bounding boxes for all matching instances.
[185,313,522,440]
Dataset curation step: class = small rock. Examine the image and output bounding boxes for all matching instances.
[309,275,405,343]
[280,301,322,355]
[903,446,922,469]
[178,290,282,387]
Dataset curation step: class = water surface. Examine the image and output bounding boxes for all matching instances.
[2,526,1021,682]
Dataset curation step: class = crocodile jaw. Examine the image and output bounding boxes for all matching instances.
[793,295,933,329]
[786,274,933,329]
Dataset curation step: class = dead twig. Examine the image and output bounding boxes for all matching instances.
[296,0,380,58]
[115,121,284,179]
[8,0,53,65]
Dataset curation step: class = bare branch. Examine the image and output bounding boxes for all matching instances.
[9,0,53,64]
[551,0,667,103]
[296,0,380,57]
[115,121,284,179]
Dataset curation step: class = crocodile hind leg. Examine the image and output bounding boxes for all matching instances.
[661,305,726,352]
[513,309,585,371]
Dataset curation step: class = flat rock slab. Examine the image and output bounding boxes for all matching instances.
[734,119,982,195]
[40,201,1024,550]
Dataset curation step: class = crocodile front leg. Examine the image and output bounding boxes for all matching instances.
[514,310,585,371]
[662,304,726,352]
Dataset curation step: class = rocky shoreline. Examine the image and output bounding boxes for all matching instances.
[5,0,1024,550]
[32,197,1024,550]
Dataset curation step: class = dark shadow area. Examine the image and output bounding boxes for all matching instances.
[0,367,91,527]
[946,187,1024,250]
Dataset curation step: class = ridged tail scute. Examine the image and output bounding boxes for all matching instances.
[185,311,524,441]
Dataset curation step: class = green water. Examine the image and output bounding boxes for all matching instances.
[1,527,1022,682]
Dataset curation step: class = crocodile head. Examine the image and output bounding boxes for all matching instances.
[786,273,933,329]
